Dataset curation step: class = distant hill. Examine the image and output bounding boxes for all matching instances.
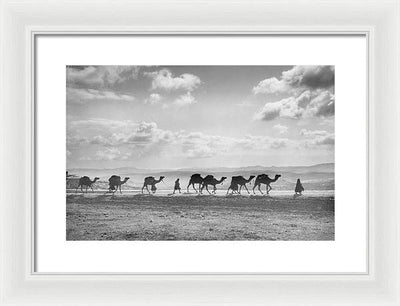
[68,163,333,177]
[175,163,334,174]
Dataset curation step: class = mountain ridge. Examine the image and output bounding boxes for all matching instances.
[68,163,334,176]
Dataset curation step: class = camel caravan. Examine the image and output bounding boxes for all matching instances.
[68,172,290,196]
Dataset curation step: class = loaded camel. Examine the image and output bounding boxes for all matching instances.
[108,175,130,194]
[142,176,165,194]
[200,175,227,195]
[76,176,99,193]
[226,175,255,195]
[253,174,281,195]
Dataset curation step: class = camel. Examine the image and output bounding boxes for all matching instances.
[76,176,99,193]
[187,174,204,193]
[201,175,227,194]
[226,182,240,195]
[108,175,130,194]
[253,174,281,195]
[142,176,165,194]
[226,175,255,195]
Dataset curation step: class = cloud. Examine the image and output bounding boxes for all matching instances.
[144,69,201,92]
[66,135,90,146]
[273,124,288,134]
[252,66,335,121]
[185,146,216,159]
[67,88,135,103]
[282,65,334,90]
[145,93,163,105]
[254,90,334,121]
[94,148,132,161]
[68,118,137,130]
[300,129,330,137]
[234,135,292,151]
[315,135,334,145]
[253,65,334,95]
[173,92,196,107]
[66,66,140,88]
[300,129,334,146]
[309,91,335,117]
[254,102,282,121]
[179,132,229,159]
[68,119,315,163]
[270,139,288,149]
[253,77,290,95]
[68,120,173,149]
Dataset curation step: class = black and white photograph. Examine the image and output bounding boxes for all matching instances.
[66,65,335,241]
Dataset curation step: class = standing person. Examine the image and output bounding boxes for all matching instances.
[295,178,304,195]
[173,178,181,194]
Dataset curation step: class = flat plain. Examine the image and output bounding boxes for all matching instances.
[66,193,334,241]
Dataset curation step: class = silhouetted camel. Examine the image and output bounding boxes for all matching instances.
[201,175,227,194]
[108,175,130,194]
[227,175,255,195]
[142,176,165,194]
[187,174,204,193]
[227,182,240,195]
[253,174,281,195]
[76,176,99,193]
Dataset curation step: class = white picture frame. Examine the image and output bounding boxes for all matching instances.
[1,0,399,305]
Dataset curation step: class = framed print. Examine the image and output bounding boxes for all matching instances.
[1,0,399,305]
[36,36,365,274]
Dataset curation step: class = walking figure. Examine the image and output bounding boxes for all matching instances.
[173,178,181,194]
[295,178,304,195]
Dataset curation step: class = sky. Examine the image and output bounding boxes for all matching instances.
[66,65,334,170]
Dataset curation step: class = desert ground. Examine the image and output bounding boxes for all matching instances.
[66,193,334,241]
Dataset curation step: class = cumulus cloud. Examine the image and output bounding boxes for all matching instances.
[309,91,335,117]
[253,65,334,95]
[253,66,335,121]
[144,69,201,92]
[173,92,196,107]
[282,65,334,90]
[67,88,135,103]
[67,66,140,88]
[253,77,290,95]
[68,120,173,150]
[273,124,288,134]
[145,93,163,105]
[67,118,300,162]
[300,129,334,146]
[254,90,334,121]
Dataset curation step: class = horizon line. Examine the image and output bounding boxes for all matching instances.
[67,162,334,171]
